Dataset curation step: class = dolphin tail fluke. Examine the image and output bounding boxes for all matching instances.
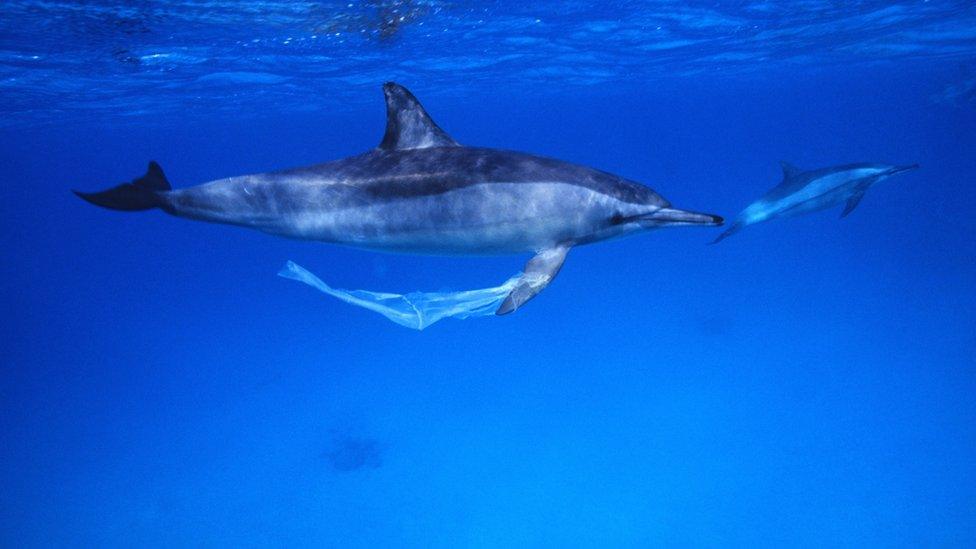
[710,221,742,244]
[74,161,171,211]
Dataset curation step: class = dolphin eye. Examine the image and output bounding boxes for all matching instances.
[610,212,625,225]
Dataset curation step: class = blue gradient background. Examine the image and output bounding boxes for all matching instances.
[2,4,976,547]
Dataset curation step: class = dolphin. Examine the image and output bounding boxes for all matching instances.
[75,82,722,315]
[712,161,918,243]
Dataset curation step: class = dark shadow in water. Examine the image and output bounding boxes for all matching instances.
[112,48,141,65]
[59,2,157,42]
[39,1,158,66]
[323,433,383,472]
[695,311,736,337]
[309,0,433,43]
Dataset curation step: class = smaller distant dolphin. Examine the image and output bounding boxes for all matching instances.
[713,161,918,243]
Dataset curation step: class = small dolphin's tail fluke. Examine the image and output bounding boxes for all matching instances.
[710,221,743,244]
[74,161,170,211]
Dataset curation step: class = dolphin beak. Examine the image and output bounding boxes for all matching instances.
[887,164,919,176]
[640,207,724,227]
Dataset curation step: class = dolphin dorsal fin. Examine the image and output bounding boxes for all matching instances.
[779,161,803,180]
[378,82,460,150]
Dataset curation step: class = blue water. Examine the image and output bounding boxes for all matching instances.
[2,1,976,546]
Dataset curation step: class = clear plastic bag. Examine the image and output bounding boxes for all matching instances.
[279,261,521,330]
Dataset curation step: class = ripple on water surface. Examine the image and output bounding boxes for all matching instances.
[0,1,974,126]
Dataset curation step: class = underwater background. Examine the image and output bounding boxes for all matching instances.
[2,1,976,546]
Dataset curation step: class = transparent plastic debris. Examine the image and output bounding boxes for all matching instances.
[278,260,524,330]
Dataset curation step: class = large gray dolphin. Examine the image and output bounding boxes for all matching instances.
[76,82,722,315]
[712,161,918,243]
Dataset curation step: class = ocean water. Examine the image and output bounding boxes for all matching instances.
[2,1,976,546]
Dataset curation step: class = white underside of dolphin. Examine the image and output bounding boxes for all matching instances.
[75,82,722,328]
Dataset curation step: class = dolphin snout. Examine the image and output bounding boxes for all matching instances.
[887,164,919,175]
[642,207,724,227]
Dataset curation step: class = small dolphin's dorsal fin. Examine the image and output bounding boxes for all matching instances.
[378,82,460,150]
[780,161,803,180]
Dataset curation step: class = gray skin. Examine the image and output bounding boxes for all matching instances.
[76,82,722,314]
[713,161,918,243]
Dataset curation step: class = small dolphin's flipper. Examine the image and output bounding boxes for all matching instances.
[279,261,520,330]
[496,244,571,315]
[74,161,171,211]
[840,179,876,218]
[840,191,867,218]
[378,82,460,150]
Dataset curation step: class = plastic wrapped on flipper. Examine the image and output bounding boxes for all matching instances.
[278,260,522,330]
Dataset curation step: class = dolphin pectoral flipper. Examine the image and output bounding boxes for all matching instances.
[840,180,874,218]
[496,244,572,315]
[840,191,866,218]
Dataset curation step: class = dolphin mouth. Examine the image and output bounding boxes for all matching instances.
[637,207,724,227]
[887,164,919,176]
